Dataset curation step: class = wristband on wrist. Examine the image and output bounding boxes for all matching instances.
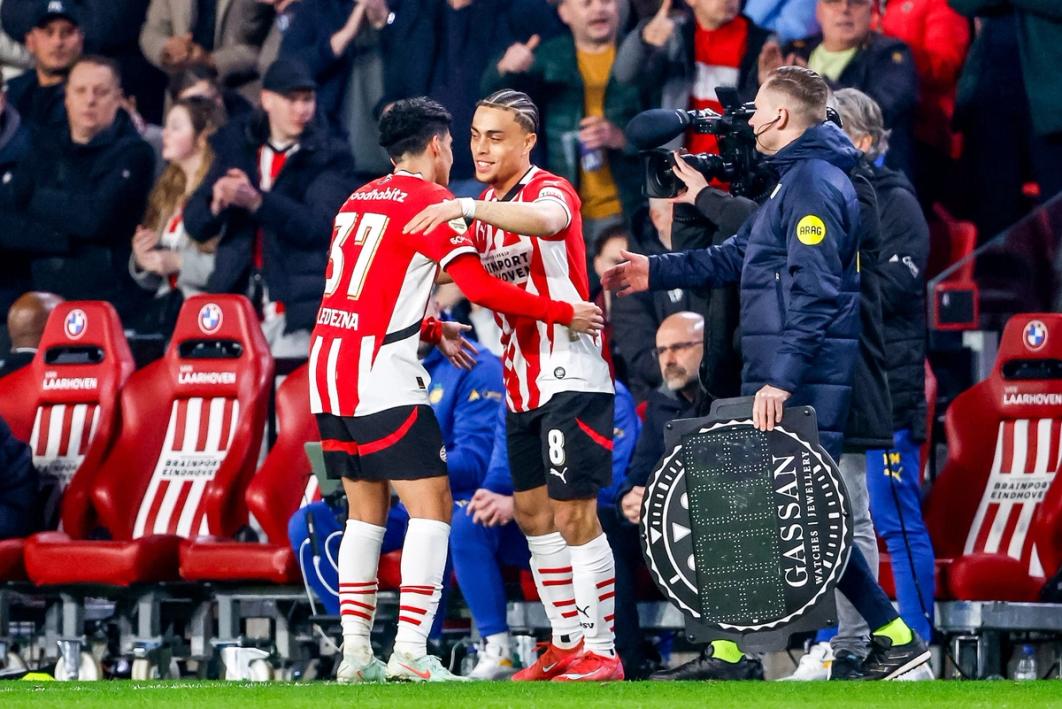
[457,198,476,220]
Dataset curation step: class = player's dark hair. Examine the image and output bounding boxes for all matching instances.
[377,97,453,160]
[477,89,539,134]
[71,55,123,91]
[593,223,629,258]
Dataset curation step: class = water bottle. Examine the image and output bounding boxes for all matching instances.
[579,140,605,172]
[459,642,478,677]
[1014,644,1038,680]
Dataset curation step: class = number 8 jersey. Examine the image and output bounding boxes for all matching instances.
[309,171,476,417]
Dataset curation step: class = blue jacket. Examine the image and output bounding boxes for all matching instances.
[742,0,819,43]
[482,382,640,507]
[423,347,504,501]
[648,123,862,460]
[0,415,37,540]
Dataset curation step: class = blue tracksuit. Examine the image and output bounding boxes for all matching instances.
[289,346,503,617]
[649,122,862,462]
[451,382,639,637]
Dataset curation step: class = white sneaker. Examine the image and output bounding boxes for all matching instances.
[896,661,935,681]
[386,651,470,682]
[468,642,516,680]
[336,644,387,684]
[781,642,833,681]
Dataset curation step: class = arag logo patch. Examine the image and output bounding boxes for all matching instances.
[796,215,826,246]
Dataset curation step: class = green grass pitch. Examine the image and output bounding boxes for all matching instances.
[2,680,1061,708]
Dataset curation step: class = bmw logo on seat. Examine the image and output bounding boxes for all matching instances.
[64,308,87,339]
[1024,320,1047,352]
[198,303,223,335]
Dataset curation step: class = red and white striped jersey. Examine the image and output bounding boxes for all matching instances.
[30,402,100,528]
[309,172,477,417]
[472,167,613,412]
[963,417,1061,577]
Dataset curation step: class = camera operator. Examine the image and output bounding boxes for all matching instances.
[603,66,930,681]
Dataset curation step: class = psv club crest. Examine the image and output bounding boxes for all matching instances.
[64,308,87,340]
[641,401,852,645]
[198,303,223,335]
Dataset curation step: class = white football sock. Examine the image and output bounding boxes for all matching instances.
[338,518,386,653]
[526,532,582,650]
[393,517,450,658]
[484,631,512,659]
[569,533,616,655]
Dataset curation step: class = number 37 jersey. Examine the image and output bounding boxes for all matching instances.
[309,172,475,417]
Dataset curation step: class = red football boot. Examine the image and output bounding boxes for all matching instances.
[511,640,584,681]
[552,651,625,682]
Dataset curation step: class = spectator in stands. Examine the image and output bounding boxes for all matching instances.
[256,0,301,80]
[618,311,702,528]
[0,291,63,379]
[385,0,553,198]
[183,59,355,357]
[5,0,83,129]
[592,224,629,320]
[483,0,648,242]
[130,97,222,333]
[459,381,641,678]
[278,0,393,182]
[0,415,36,539]
[169,63,253,123]
[761,0,918,174]
[0,0,32,82]
[952,0,1062,234]
[140,0,273,99]
[1,56,155,321]
[289,307,503,622]
[878,0,968,202]
[834,86,935,653]
[743,0,818,42]
[614,0,771,153]
[0,70,30,322]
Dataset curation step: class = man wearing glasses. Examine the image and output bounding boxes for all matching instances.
[617,312,704,525]
[758,0,918,174]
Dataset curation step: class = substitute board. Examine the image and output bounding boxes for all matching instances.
[640,397,853,650]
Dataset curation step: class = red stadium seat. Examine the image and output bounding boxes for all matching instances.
[924,314,1062,601]
[24,296,273,587]
[179,365,318,585]
[0,302,134,580]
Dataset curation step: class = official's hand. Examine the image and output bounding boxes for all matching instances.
[568,301,605,335]
[437,321,479,370]
[600,249,649,296]
[621,485,645,524]
[757,40,784,85]
[578,116,626,151]
[468,488,515,527]
[670,151,710,205]
[641,0,675,48]
[404,199,464,235]
[752,384,790,432]
[496,34,540,75]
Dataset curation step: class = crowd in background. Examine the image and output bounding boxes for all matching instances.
[0,0,1061,679]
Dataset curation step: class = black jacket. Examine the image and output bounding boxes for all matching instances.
[0,106,31,315]
[871,166,928,439]
[610,286,692,403]
[843,164,893,451]
[1,110,155,321]
[673,188,757,409]
[616,385,699,504]
[3,73,66,131]
[183,111,356,333]
[0,415,37,540]
[786,32,918,175]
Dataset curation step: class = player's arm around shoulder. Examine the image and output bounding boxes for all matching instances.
[403,194,570,239]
